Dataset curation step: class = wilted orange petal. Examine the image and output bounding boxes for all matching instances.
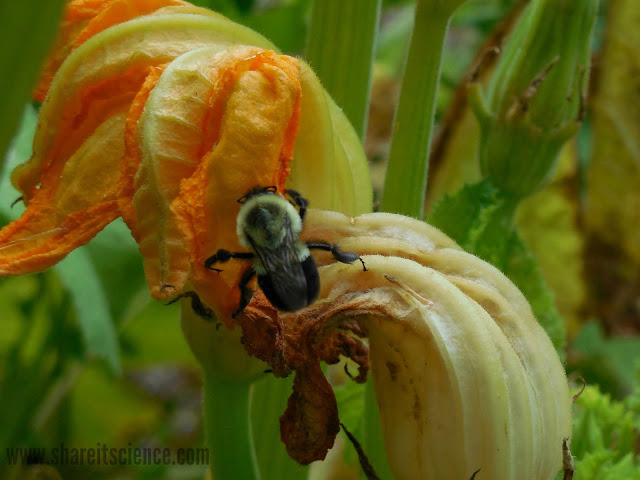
[0,114,125,275]
[125,46,299,300]
[280,363,340,465]
[35,0,190,102]
[168,49,301,316]
[15,13,276,201]
[122,46,235,298]
[15,66,155,202]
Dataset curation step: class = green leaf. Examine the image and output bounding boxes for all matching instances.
[1,104,126,374]
[190,0,239,17]
[0,0,65,163]
[85,218,147,323]
[572,386,632,459]
[244,2,310,55]
[575,452,640,480]
[425,179,500,248]
[363,380,394,479]
[570,385,640,479]
[334,378,365,467]
[53,248,121,375]
[334,379,365,436]
[570,323,640,397]
[428,180,566,354]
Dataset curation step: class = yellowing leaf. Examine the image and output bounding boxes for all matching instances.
[586,0,640,265]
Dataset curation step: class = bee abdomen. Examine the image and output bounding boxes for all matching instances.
[257,256,319,312]
[301,255,320,306]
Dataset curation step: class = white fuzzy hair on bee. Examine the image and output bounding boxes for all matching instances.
[236,193,303,250]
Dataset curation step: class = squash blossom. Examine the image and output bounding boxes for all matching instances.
[287,210,572,477]
[0,0,370,319]
[0,0,371,463]
[0,0,572,477]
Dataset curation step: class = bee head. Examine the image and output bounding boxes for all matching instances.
[236,187,302,249]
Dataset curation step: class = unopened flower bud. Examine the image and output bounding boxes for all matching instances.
[470,0,598,198]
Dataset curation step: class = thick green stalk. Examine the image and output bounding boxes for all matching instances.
[381,2,452,218]
[251,376,307,479]
[203,373,260,480]
[306,0,381,141]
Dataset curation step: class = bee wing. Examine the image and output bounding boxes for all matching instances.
[251,220,310,311]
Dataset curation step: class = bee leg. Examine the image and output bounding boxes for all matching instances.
[307,242,367,271]
[285,188,309,220]
[10,196,23,208]
[232,267,257,318]
[166,291,215,322]
[205,249,254,272]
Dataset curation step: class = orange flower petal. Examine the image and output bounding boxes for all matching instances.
[3,11,278,280]
[166,48,301,316]
[0,113,125,274]
[15,13,276,200]
[35,0,190,102]
[120,46,236,297]
[118,64,167,238]
[127,46,300,302]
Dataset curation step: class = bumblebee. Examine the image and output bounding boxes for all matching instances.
[204,186,366,317]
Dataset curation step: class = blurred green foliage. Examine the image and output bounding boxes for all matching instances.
[570,379,640,479]
[0,102,200,480]
[0,0,65,164]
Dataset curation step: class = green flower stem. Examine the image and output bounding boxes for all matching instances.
[306,0,382,141]
[203,373,260,480]
[251,376,307,479]
[381,2,453,218]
